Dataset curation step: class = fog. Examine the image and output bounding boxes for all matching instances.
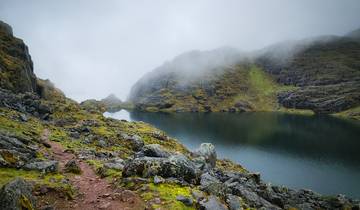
[0,0,359,101]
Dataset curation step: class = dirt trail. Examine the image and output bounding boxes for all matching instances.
[41,129,145,210]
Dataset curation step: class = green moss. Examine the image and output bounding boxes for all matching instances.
[0,108,43,140]
[333,106,360,120]
[0,168,72,196]
[20,194,34,210]
[140,183,195,210]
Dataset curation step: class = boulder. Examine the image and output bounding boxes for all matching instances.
[200,173,230,198]
[0,178,35,210]
[122,154,199,183]
[193,143,217,168]
[103,158,124,170]
[64,159,81,174]
[153,175,165,184]
[150,131,169,141]
[0,133,36,168]
[23,160,58,173]
[176,195,193,206]
[120,133,144,151]
[136,144,171,158]
[198,195,228,210]
[226,194,243,210]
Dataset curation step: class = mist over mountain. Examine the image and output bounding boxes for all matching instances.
[130,28,360,116]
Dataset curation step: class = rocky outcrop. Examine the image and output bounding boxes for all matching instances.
[257,36,360,114]
[122,142,360,209]
[0,178,35,210]
[0,132,37,168]
[0,88,52,119]
[193,143,217,168]
[23,160,58,173]
[0,21,37,94]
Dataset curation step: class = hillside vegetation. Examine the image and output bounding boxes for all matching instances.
[130,30,360,118]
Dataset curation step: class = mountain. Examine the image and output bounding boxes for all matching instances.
[129,30,360,118]
[0,20,359,210]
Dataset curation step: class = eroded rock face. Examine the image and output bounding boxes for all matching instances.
[0,88,52,119]
[0,178,35,210]
[0,132,37,168]
[0,21,37,94]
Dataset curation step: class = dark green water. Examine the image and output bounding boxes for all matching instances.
[104,111,360,198]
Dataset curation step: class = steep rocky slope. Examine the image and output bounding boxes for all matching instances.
[1,21,359,210]
[0,21,37,93]
[129,30,360,118]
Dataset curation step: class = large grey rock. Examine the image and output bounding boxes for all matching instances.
[103,158,124,170]
[0,133,36,168]
[193,143,217,168]
[200,172,230,198]
[0,178,35,210]
[136,144,171,158]
[120,133,144,151]
[176,195,193,206]
[122,154,199,183]
[226,194,243,210]
[23,160,58,173]
[230,183,280,209]
[199,195,228,210]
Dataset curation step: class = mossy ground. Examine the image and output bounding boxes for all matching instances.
[139,183,195,210]
[333,106,360,121]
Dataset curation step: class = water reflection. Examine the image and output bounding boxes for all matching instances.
[106,111,360,198]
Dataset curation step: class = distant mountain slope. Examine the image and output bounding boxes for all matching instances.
[129,30,360,116]
[257,35,360,113]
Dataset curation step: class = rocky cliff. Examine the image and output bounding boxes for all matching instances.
[0,21,38,93]
[129,30,360,118]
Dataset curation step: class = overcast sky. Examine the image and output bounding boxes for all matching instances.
[1,0,359,101]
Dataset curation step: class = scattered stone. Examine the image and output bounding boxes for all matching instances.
[199,195,228,210]
[64,159,81,174]
[104,158,124,170]
[153,175,165,184]
[176,195,193,206]
[23,160,58,173]
[120,133,144,151]
[151,131,169,141]
[42,142,51,148]
[226,194,243,210]
[19,113,28,122]
[97,139,108,148]
[98,202,111,209]
[192,190,206,202]
[193,143,217,168]
[0,178,35,210]
[137,144,171,158]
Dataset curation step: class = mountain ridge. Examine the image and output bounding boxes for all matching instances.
[129,29,360,118]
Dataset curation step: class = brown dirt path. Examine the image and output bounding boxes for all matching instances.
[41,129,145,210]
